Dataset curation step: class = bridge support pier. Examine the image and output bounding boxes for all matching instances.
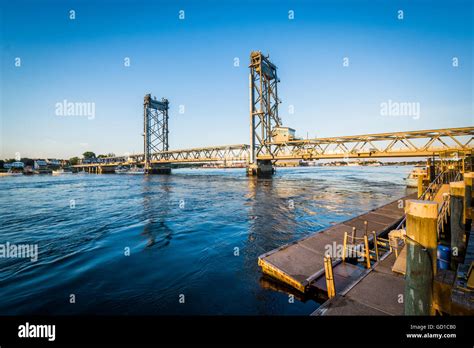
[98,166,115,174]
[146,165,171,175]
[246,160,274,177]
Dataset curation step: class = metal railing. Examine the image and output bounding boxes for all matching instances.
[435,171,461,236]
[395,169,461,233]
[437,194,450,235]
[420,170,453,201]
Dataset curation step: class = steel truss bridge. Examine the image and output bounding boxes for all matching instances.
[261,127,474,161]
[74,51,473,174]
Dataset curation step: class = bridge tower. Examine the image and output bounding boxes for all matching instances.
[143,94,171,174]
[247,51,281,176]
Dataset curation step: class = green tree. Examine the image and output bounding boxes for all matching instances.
[82,151,96,159]
[69,157,80,165]
[21,158,34,166]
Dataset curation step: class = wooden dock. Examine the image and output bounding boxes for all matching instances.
[314,218,474,316]
[258,193,417,293]
[312,252,405,315]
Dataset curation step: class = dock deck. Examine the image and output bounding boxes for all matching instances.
[258,193,417,293]
[314,220,474,316]
[312,252,405,315]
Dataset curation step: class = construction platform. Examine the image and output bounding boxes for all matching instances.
[258,193,417,293]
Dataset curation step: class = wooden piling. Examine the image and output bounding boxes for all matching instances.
[450,181,466,268]
[324,255,336,299]
[404,200,438,315]
[372,231,379,261]
[417,175,424,198]
[427,158,435,182]
[464,172,473,223]
[363,235,370,268]
[342,232,348,262]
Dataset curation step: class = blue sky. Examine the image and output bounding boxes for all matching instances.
[1,0,472,159]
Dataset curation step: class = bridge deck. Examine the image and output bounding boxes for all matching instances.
[258,193,416,293]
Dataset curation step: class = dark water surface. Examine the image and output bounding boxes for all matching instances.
[0,166,413,315]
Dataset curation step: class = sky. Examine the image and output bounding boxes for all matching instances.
[1,0,473,159]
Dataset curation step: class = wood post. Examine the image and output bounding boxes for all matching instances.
[450,181,466,268]
[405,200,438,315]
[417,175,424,198]
[464,172,473,225]
[324,255,336,299]
[364,235,370,268]
[427,158,435,182]
[342,232,348,262]
[373,231,379,261]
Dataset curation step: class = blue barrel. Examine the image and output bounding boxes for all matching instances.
[437,245,451,270]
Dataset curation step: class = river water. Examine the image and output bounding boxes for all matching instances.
[0,166,414,315]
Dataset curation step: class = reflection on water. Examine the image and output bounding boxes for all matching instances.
[0,166,413,315]
[141,176,173,249]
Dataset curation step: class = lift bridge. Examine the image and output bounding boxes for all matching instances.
[74,51,474,175]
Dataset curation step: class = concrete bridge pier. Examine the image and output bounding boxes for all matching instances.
[246,160,275,177]
[146,165,171,175]
[98,166,116,174]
